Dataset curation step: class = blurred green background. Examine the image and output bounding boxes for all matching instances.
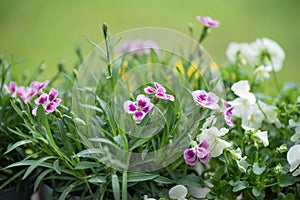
[1,0,300,86]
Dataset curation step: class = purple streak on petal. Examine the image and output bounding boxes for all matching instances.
[133,111,145,124]
[136,94,150,108]
[199,140,210,150]
[184,148,198,166]
[53,98,61,105]
[35,94,48,105]
[49,88,58,101]
[143,106,150,113]
[38,80,49,91]
[196,16,220,28]
[154,82,166,93]
[156,92,166,99]
[124,101,137,114]
[225,106,234,126]
[144,86,156,94]
[200,152,212,163]
[10,82,17,93]
[45,102,56,113]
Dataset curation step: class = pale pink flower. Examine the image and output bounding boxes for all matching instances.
[124,94,154,124]
[144,82,174,101]
[196,16,220,28]
[4,81,18,98]
[192,90,220,109]
[18,80,49,103]
[32,88,61,116]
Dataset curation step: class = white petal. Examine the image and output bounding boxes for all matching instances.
[231,81,256,104]
[210,138,231,157]
[287,144,300,172]
[254,130,269,147]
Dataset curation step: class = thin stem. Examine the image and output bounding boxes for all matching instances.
[102,23,112,77]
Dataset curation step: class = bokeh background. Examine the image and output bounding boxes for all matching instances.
[1,0,300,86]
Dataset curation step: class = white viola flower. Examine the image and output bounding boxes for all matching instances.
[201,115,217,130]
[229,98,253,119]
[242,104,265,129]
[287,144,300,176]
[226,42,258,66]
[253,130,269,147]
[197,127,231,157]
[169,185,188,200]
[291,126,300,144]
[231,80,256,104]
[253,38,285,72]
[253,65,272,83]
[258,100,281,128]
[237,156,249,173]
[242,125,269,147]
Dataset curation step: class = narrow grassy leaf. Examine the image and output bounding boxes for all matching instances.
[5,139,32,154]
[112,174,120,200]
[22,156,55,180]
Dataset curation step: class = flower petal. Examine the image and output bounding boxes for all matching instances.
[133,111,145,124]
[35,93,48,105]
[124,100,137,114]
[184,148,198,166]
[137,94,151,108]
[144,86,156,94]
[49,88,58,101]
[154,82,166,93]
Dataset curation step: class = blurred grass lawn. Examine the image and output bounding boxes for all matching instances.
[1,0,300,87]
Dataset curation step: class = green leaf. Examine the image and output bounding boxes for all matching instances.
[34,168,53,192]
[177,175,201,187]
[285,193,296,200]
[129,137,152,151]
[153,176,175,184]
[22,156,55,180]
[126,173,159,183]
[229,180,248,192]
[72,148,105,158]
[279,174,299,187]
[53,159,61,174]
[10,99,23,117]
[253,162,266,175]
[58,182,76,200]
[5,139,32,154]
[112,57,122,83]
[88,176,107,183]
[112,174,120,200]
[252,187,261,197]
[74,161,101,169]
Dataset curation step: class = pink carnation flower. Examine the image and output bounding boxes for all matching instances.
[124,94,154,124]
[192,90,220,109]
[144,82,174,101]
[32,88,61,116]
[4,81,18,98]
[196,16,220,28]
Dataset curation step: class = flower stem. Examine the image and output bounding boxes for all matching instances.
[102,23,112,77]
[198,26,209,44]
[122,170,128,200]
